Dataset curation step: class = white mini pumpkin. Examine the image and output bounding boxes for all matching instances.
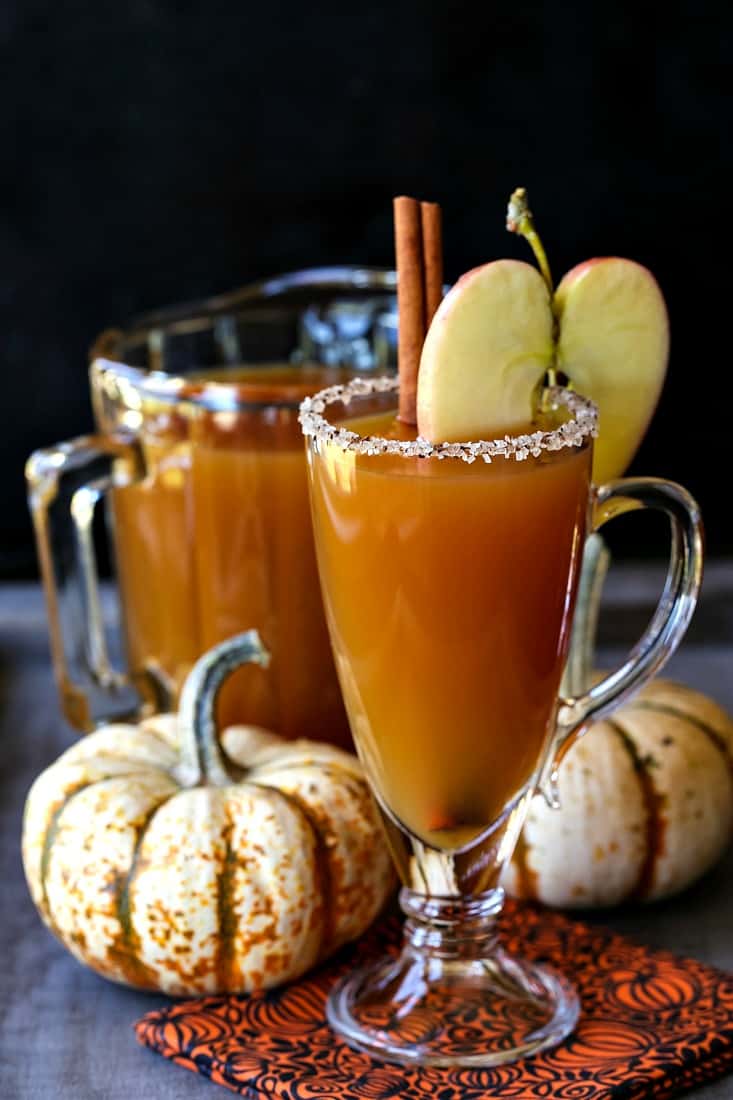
[504,535,733,907]
[23,632,393,995]
[504,677,733,907]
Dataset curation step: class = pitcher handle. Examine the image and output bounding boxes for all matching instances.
[26,433,147,731]
[542,476,704,808]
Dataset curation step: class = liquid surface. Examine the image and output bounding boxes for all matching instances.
[182,363,353,404]
[106,363,351,744]
[309,409,592,850]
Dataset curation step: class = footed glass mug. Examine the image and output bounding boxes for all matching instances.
[26,269,397,741]
[301,376,703,1067]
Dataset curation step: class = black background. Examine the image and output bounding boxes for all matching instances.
[2,0,730,576]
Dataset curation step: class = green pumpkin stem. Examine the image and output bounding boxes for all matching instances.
[178,632,271,788]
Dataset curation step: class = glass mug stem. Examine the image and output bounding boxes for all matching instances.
[329,885,580,1068]
[400,888,503,959]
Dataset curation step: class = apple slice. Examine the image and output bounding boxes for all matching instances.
[417,192,670,479]
[555,258,669,483]
[417,259,553,442]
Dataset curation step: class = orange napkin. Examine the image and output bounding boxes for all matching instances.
[136,899,733,1099]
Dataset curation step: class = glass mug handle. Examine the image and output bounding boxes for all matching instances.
[26,433,147,731]
[542,477,704,807]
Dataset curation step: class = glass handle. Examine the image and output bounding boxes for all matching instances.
[542,476,704,808]
[26,433,146,731]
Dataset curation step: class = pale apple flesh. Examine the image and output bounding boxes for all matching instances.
[416,254,668,482]
[555,258,669,483]
[417,260,553,442]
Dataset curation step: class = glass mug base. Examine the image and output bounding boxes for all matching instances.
[327,889,579,1068]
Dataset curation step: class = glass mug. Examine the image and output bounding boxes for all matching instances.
[301,376,703,1067]
[26,268,398,740]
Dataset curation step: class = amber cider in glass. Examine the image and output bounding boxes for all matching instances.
[309,409,592,845]
[111,365,351,745]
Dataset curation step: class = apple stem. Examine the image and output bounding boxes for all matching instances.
[506,187,559,386]
[506,187,554,293]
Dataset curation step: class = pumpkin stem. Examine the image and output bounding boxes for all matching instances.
[561,533,611,698]
[177,632,271,788]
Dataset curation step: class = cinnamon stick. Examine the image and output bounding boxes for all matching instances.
[420,200,444,327]
[393,196,425,424]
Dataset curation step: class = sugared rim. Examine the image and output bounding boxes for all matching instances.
[298,375,598,463]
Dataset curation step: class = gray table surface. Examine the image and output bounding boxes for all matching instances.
[2,571,732,1099]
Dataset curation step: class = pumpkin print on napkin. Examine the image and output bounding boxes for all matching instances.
[136,900,733,1099]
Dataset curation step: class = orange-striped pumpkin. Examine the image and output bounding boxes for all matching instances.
[22,634,393,995]
[504,678,733,907]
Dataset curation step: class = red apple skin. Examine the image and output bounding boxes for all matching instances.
[554,257,670,483]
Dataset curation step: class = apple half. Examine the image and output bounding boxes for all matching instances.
[416,256,669,482]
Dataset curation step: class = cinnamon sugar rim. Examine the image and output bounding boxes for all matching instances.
[298,376,598,463]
